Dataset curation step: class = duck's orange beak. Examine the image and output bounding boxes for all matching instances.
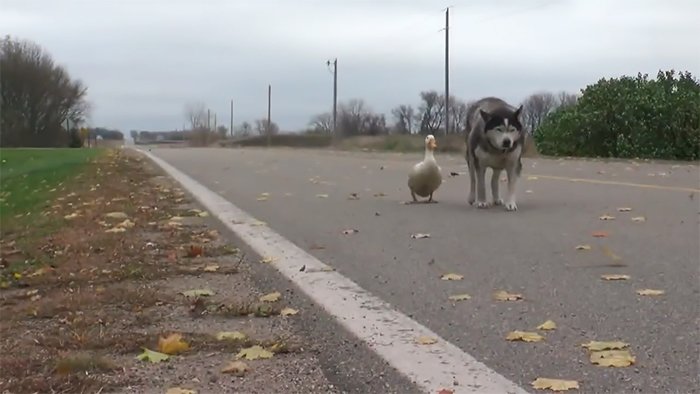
[429,139,438,150]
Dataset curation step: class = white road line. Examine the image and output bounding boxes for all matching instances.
[137,148,529,394]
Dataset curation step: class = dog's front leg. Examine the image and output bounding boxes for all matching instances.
[475,165,489,208]
[504,164,519,211]
[491,169,503,206]
[466,155,476,205]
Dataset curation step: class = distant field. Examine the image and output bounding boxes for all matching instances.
[0,148,103,223]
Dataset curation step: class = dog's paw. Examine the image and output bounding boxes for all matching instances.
[467,194,475,205]
[505,201,518,211]
[476,201,490,209]
[493,198,504,206]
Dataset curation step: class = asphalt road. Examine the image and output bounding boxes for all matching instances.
[150,146,700,394]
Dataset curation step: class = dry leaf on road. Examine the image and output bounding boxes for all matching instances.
[440,273,464,281]
[601,274,630,281]
[216,331,247,341]
[531,377,579,391]
[437,389,454,394]
[575,244,592,251]
[136,348,170,363]
[506,330,544,342]
[617,207,632,212]
[415,335,437,345]
[259,291,281,302]
[236,345,273,360]
[494,290,523,301]
[592,231,609,238]
[631,216,646,222]
[411,233,431,239]
[280,307,299,316]
[342,228,359,235]
[158,333,190,355]
[221,360,249,376]
[581,340,628,351]
[203,264,220,272]
[181,289,215,298]
[599,214,616,220]
[186,245,204,258]
[373,192,386,197]
[537,320,557,330]
[348,193,360,200]
[259,256,277,264]
[601,246,623,262]
[166,388,196,394]
[589,350,635,367]
[527,176,539,180]
[636,288,664,296]
[448,293,471,301]
[316,193,329,198]
[105,211,129,219]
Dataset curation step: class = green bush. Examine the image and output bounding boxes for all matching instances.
[535,70,700,160]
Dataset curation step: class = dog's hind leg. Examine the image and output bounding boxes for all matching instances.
[475,165,489,208]
[491,169,503,206]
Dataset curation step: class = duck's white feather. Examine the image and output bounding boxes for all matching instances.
[407,148,442,198]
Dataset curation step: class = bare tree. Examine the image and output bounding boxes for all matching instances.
[520,91,557,134]
[184,102,207,130]
[416,90,445,135]
[448,97,469,134]
[235,121,252,137]
[391,105,415,134]
[308,112,333,134]
[556,91,579,108]
[255,118,279,136]
[337,99,370,136]
[1,35,90,147]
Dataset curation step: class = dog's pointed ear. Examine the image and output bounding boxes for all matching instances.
[479,109,491,122]
[513,105,523,119]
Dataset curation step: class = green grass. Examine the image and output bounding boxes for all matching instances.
[0,148,104,224]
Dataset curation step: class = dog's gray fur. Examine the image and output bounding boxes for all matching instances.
[464,97,525,211]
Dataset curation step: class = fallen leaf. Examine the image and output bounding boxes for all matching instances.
[440,273,464,281]
[181,289,215,298]
[166,388,196,394]
[494,290,523,301]
[250,220,267,226]
[592,231,609,238]
[448,293,471,301]
[236,345,273,360]
[575,244,592,251]
[531,377,579,391]
[256,194,269,201]
[437,389,455,394]
[525,189,534,194]
[221,360,249,376]
[348,193,360,200]
[373,192,386,197]
[28,267,52,277]
[599,214,616,221]
[259,256,277,264]
[105,212,128,219]
[415,335,437,345]
[316,193,329,198]
[342,228,359,235]
[203,264,220,272]
[506,330,544,342]
[216,331,247,341]
[64,212,79,220]
[589,350,635,367]
[186,245,204,258]
[581,340,628,351]
[259,291,281,303]
[631,216,646,222]
[601,246,623,262]
[527,176,539,180]
[136,348,170,363]
[411,233,431,239]
[617,207,632,212]
[636,288,664,296]
[537,320,557,330]
[197,210,209,217]
[280,307,299,316]
[105,227,126,233]
[601,274,630,281]
[117,219,135,228]
[158,333,190,355]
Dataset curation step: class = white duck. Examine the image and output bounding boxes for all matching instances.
[407,134,442,203]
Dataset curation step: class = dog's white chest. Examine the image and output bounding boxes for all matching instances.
[474,146,520,170]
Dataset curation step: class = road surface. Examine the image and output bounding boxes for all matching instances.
[148,146,699,394]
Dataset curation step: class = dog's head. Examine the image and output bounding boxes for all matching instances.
[479,105,523,152]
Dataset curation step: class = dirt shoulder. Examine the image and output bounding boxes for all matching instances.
[0,149,338,394]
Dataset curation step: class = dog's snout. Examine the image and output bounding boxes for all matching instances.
[502,138,512,148]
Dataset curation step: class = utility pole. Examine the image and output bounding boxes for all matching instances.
[267,84,272,147]
[214,113,217,132]
[444,6,450,136]
[230,99,234,138]
[327,58,338,140]
[207,109,211,131]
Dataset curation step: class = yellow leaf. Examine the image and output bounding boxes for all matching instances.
[506,330,544,342]
[118,219,135,228]
[575,244,591,251]
[494,290,523,301]
[448,293,471,301]
[236,345,273,360]
[415,335,437,345]
[280,307,299,316]
[581,340,628,351]
[259,256,277,264]
[631,216,646,222]
[157,333,190,355]
[64,212,80,220]
[166,388,197,394]
[316,193,329,198]
[221,360,249,376]
[537,320,557,330]
[105,227,126,233]
[216,331,247,341]
[29,267,51,277]
[636,288,664,296]
[181,289,215,298]
[589,350,635,367]
[203,264,220,272]
[440,273,464,281]
[599,214,615,220]
[135,348,170,363]
[531,377,579,391]
[617,207,632,212]
[259,291,281,303]
[601,274,630,281]
[105,212,128,219]
[527,176,539,180]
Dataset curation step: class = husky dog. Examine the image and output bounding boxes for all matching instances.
[464,97,525,211]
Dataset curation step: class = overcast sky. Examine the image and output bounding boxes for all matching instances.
[1,0,698,133]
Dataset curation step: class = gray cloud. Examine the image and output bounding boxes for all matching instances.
[2,0,697,133]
